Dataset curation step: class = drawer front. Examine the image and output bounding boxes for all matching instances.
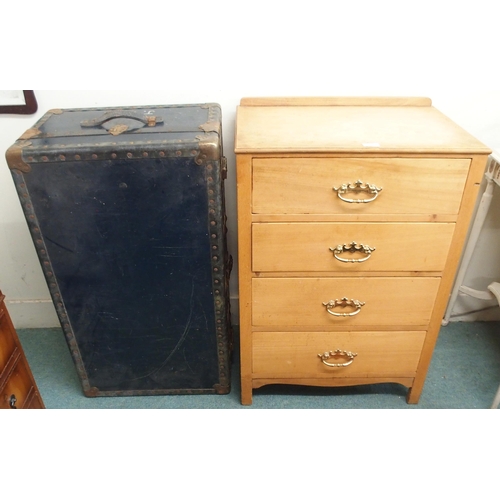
[253,331,426,379]
[253,222,455,272]
[25,392,45,409]
[0,361,34,409]
[253,158,470,215]
[252,277,440,327]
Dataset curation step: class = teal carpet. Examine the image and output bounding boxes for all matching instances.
[17,321,500,409]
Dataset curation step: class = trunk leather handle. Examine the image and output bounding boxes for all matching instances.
[80,110,164,129]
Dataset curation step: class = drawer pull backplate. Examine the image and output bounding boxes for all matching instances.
[323,298,365,317]
[318,350,358,368]
[331,241,376,263]
[333,180,383,204]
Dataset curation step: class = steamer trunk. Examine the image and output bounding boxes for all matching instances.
[6,104,232,397]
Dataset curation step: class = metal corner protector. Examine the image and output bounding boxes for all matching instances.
[5,142,31,173]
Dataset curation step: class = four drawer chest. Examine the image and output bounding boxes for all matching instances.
[234,97,491,405]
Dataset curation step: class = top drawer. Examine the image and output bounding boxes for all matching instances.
[253,158,470,215]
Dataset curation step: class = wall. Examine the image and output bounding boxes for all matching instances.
[1,3,499,327]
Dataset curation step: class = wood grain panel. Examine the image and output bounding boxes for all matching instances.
[253,222,455,272]
[252,277,440,327]
[253,157,470,215]
[0,307,16,377]
[253,331,426,378]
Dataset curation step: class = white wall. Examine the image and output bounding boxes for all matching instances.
[1,3,500,327]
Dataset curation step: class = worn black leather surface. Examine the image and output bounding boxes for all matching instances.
[27,159,220,392]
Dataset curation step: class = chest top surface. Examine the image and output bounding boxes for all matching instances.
[234,97,490,155]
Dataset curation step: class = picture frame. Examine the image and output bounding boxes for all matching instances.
[0,90,38,114]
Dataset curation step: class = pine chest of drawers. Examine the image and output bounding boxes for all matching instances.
[234,97,490,405]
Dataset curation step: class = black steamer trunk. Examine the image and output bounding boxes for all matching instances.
[6,104,232,397]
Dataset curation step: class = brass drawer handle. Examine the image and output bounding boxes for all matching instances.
[323,298,365,317]
[318,350,358,368]
[333,180,383,204]
[331,241,376,263]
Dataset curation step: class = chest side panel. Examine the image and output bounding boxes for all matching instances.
[21,157,221,393]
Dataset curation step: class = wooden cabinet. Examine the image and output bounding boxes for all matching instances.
[0,291,44,409]
[235,97,491,405]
